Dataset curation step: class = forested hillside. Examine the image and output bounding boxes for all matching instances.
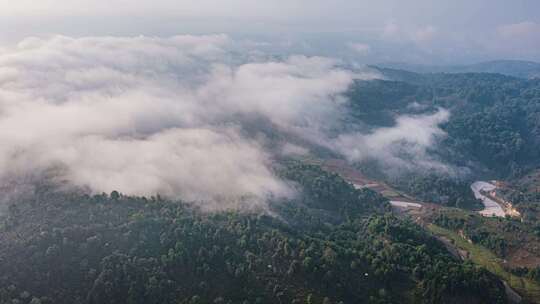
[0,163,507,304]
[375,60,540,79]
[361,68,540,177]
[1,1,538,303]
[2,67,540,304]
[346,69,540,205]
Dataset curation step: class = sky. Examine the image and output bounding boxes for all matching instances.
[0,0,539,64]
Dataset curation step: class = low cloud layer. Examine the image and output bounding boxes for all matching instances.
[0,35,359,209]
[0,34,453,209]
[335,109,452,174]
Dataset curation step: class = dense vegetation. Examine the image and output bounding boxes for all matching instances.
[0,163,508,304]
[345,69,540,209]
[3,68,540,303]
[491,177,540,222]
[392,174,482,210]
[431,209,540,260]
[375,60,540,80]
[361,69,540,178]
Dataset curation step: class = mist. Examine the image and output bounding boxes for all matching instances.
[335,109,453,174]
[1,0,539,63]
[0,34,453,209]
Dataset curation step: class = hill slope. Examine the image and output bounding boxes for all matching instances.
[0,163,508,304]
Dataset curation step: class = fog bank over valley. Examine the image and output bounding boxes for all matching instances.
[0,34,455,209]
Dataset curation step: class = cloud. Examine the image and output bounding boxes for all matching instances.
[348,43,371,55]
[46,128,289,210]
[0,33,456,211]
[334,109,451,173]
[0,34,360,209]
[1,1,540,64]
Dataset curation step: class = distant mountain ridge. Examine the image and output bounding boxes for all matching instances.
[376,60,540,79]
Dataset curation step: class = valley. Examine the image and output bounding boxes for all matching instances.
[310,154,540,302]
[320,158,511,218]
[0,1,539,303]
[2,60,540,303]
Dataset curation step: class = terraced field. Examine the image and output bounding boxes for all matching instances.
[428,224,540,303]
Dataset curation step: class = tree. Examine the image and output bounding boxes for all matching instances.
[111,190,120,200]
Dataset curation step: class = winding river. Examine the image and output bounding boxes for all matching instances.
[471,181,505,217]
[389,201,422,209]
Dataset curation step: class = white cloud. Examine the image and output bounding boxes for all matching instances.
[348,43,371,55]
[0,34,359,209]
[1,1,539,63]
[0,33,457,210]
[334,109,451,173]
[47,128,289,210]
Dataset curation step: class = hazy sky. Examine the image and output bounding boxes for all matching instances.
[1,0,540,64]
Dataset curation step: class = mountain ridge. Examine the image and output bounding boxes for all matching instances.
[375,60,540,79]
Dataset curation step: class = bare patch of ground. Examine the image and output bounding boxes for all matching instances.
[507,248,540,269]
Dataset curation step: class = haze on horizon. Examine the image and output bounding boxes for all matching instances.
[0,0,539,65]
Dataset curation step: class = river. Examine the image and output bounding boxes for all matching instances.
[471,181,505,217]
[389,201,422,209]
